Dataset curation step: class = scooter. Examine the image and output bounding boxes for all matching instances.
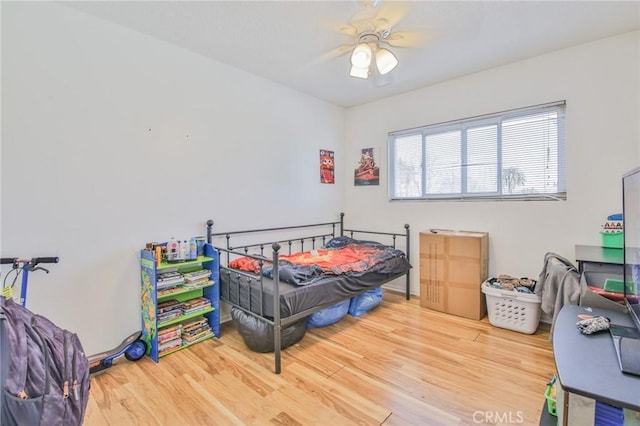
[1,257,147,375]
[87,331,147,374]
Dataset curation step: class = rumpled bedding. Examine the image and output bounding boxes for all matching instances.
[228,236,407,285]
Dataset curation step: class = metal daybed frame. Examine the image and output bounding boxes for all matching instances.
[206,212,410,374]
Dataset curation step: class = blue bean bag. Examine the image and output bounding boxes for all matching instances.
[349,287,383,317]
[307,299,350,328]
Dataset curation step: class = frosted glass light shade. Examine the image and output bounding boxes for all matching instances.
[376,48,398,75]
[349,65,369,79]
[350,43,372,68]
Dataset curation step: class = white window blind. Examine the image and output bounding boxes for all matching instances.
[388,101,566,201]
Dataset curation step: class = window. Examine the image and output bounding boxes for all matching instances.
[388,102,566,201]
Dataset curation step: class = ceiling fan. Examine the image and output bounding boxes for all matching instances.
[324,1,425,82]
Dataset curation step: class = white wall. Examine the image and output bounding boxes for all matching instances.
[1,2,344,354]
[345,31,640,295]
[3,3,638,355]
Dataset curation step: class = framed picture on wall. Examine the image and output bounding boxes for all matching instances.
[354,147,379,186]
[320,149,335,184]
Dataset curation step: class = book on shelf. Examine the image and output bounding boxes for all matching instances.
[158,271,182,280]
[182,297,210,308]
[183,305,211,316]
[183,278,212,288]
[158,336,182,352]
[183,269,211,282]
[158,324,182,335]
[158,312,183,325]
[183,322,211,334]
[182,317,208,333]
[183,329,211,341]
[157,299,184,313]
[158,327,182,343]
[158,306,182,316]
[182,302,211,316]
[158,286,182,297]
[158,307,183,318]
[182,328,213,344]
[157,274,183,283]
[158,313,183,327]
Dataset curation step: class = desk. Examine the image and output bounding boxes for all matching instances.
[575,244,623,274]
[553,304,640,424]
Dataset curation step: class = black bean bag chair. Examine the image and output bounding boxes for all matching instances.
[231,307,307,353]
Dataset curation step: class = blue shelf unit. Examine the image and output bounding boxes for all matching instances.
[140,243,220,362]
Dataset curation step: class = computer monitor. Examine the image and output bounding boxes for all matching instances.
[608,167,640,376]
[623,167,640,332]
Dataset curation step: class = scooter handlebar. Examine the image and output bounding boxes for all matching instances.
[32,257,59,265]
[0,258,17,265]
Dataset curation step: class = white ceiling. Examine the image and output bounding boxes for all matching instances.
[63,1,640,108]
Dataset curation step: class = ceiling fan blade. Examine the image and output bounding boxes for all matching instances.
[372,2,409,33]
[320,44,356,61]
[324,20,359,38]
[382,31,427,48]
[295,44,355,73]
[349,3,378,28]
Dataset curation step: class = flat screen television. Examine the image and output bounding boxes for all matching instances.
[607,167,640,376]
[623,167,640,332]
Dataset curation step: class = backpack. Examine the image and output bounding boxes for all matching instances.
[0,296,90,425]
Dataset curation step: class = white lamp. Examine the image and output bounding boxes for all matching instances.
[375,47,398,75]
[350,43,372,69]
[349,65,370,79]
[348,39,399,81]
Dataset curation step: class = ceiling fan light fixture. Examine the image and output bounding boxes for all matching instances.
[350,43,372,68]
[376,47,398,75]
[349,65,369,79]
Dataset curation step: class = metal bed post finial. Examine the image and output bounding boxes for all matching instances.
[405,223,411,301]
[340,212,344,236]
[206,220,214,244]
[272,241,282,374]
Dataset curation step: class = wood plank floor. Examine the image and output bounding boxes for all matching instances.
[84,291,556,425]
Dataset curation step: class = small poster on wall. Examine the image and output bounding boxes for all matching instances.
[354,147,379,186]
[320,149,335,184]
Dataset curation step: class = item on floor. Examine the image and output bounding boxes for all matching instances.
[545,375,558,417]
[348,287,383,317]
[419,229,489,320]
[482,280,542,334]
[308,299,351,328]
[576,315,610,335]
[87,331,147,375]
[231,307,307,353]
[1,296,90,426]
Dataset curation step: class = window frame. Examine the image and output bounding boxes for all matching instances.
[387,101,566,202]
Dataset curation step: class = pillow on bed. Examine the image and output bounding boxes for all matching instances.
[307,299,350,328]
[228,256,266,274]
[349,287,383,317]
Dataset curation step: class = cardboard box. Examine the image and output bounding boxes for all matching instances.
[419,230,489,320]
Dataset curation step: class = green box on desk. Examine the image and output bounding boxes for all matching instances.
[601,232,623,249]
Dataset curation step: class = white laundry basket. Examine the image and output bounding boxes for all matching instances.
[481,281,542,334]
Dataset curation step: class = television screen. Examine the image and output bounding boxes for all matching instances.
[623,167,640,331]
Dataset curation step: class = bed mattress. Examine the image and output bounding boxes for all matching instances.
[220,255,410,318]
